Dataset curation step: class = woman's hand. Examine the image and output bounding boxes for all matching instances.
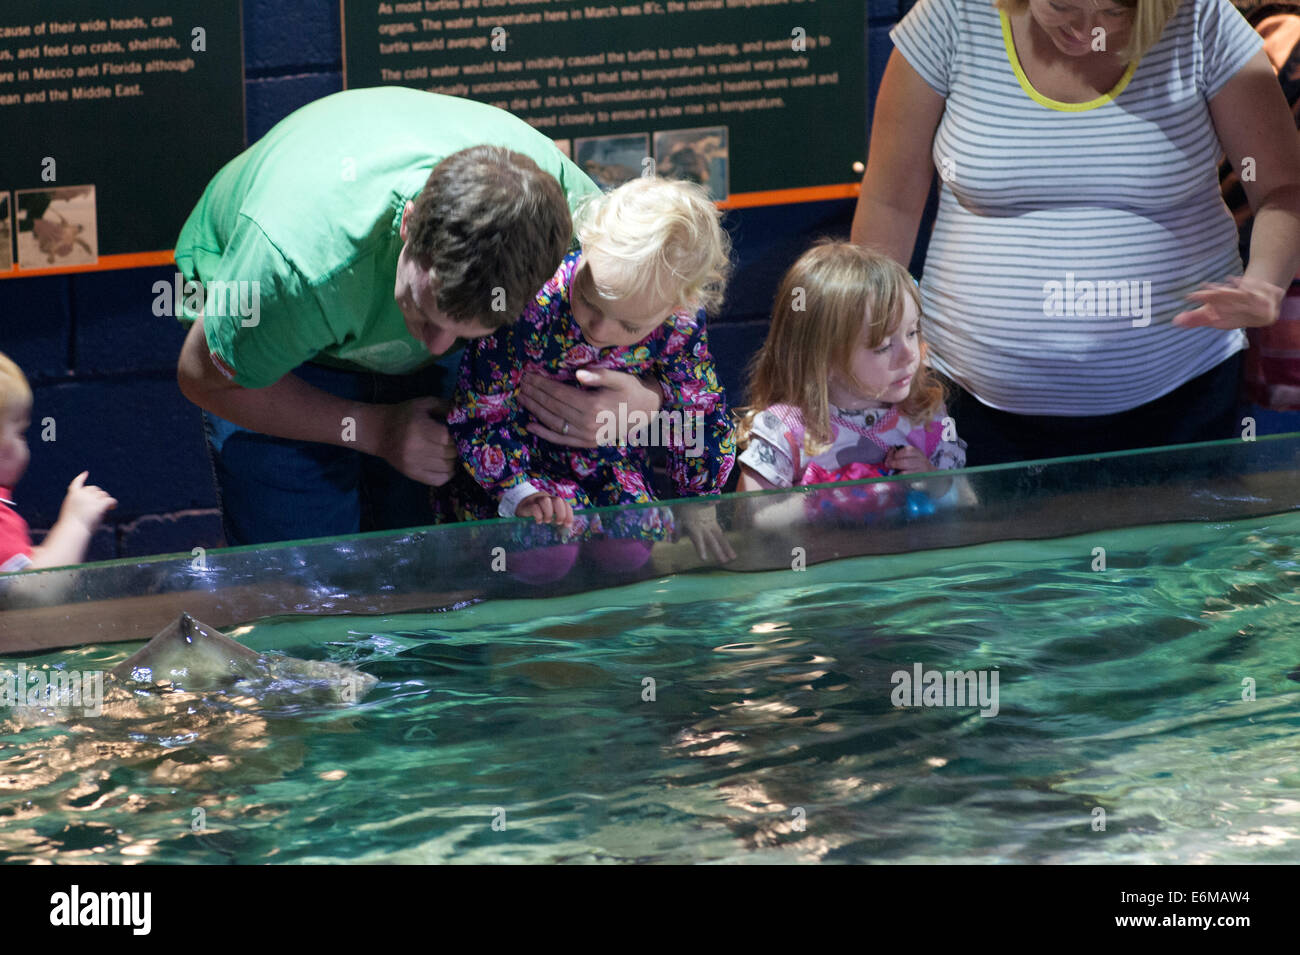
[520,368,662,448]
[677,502,735,564]
[1173,276,1285,330]
[515,492,575,527]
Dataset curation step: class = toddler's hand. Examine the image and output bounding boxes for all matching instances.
[884,445,931,475]
[678,502,734,564]
[516,492,575,527]
[59,472,116,531]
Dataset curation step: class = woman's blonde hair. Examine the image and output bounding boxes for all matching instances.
[994,0,1182,62]
[735,241,944,457]
[574,175,731,315]
[0,351,32,417]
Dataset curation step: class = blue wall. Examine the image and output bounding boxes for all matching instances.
[0,1,915,560]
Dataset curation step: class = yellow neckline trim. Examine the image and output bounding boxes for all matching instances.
[1000,11,1137,112]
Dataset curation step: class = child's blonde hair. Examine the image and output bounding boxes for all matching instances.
[736,241,944,456]
[574,175,731,315]
[0,351,32,417]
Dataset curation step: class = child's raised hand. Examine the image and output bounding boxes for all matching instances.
[516,492,575,527]
[59,471,117,531]
[884,445,931,475]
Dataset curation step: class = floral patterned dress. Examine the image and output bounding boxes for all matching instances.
[445,251,736,541]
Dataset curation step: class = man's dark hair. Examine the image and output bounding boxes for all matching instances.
[405,145,572,329]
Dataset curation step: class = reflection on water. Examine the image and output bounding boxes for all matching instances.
[2,514,1299,863]
[0,668,367,862]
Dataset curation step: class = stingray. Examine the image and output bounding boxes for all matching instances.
[0,615,378,856]
[1,614,376,809]
[109,612,378,705]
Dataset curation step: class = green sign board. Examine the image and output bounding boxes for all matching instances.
[343,0,865,203]
[0,1,244,276]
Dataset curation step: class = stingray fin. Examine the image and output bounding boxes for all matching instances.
[110,613,377,703]
[110,613,263,687]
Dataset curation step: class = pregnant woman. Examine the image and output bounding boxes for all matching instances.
[851,0,1300,464]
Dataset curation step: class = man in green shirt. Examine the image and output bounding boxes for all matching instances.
[175,88,662,545]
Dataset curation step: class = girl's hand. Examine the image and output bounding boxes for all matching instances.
[520,369,662,448]
[678,502,735,564]
[516,492,575,527]
[1172,276,1285,330]
[884,445,930,475]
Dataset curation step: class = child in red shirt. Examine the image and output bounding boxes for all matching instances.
[0,351,116,572]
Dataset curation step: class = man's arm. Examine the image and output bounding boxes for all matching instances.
[177,317,457,485]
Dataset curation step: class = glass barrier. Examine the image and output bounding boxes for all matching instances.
[2,432,1297,654]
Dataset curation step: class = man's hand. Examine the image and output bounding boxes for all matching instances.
[885,445,930,475]
[375,396,458,486]
[58,471,116,530]
[520,368,663,448]
[515,492,575,526]
[179,318,458,478]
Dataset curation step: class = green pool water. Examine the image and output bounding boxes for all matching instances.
[3,510,1299,864]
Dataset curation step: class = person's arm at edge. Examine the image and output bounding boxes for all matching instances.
[849,49,947,266]
[1213,49,1300,292]
[1178,49,1300,327]
[737,466,779,493]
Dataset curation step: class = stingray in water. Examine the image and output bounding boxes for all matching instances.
[0,612,379,845]
[109,612,378,705]
[3,612,377,731]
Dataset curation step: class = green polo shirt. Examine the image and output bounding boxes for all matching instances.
[174,87,600,389]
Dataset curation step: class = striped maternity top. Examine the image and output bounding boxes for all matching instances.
[891,0,1263,414]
